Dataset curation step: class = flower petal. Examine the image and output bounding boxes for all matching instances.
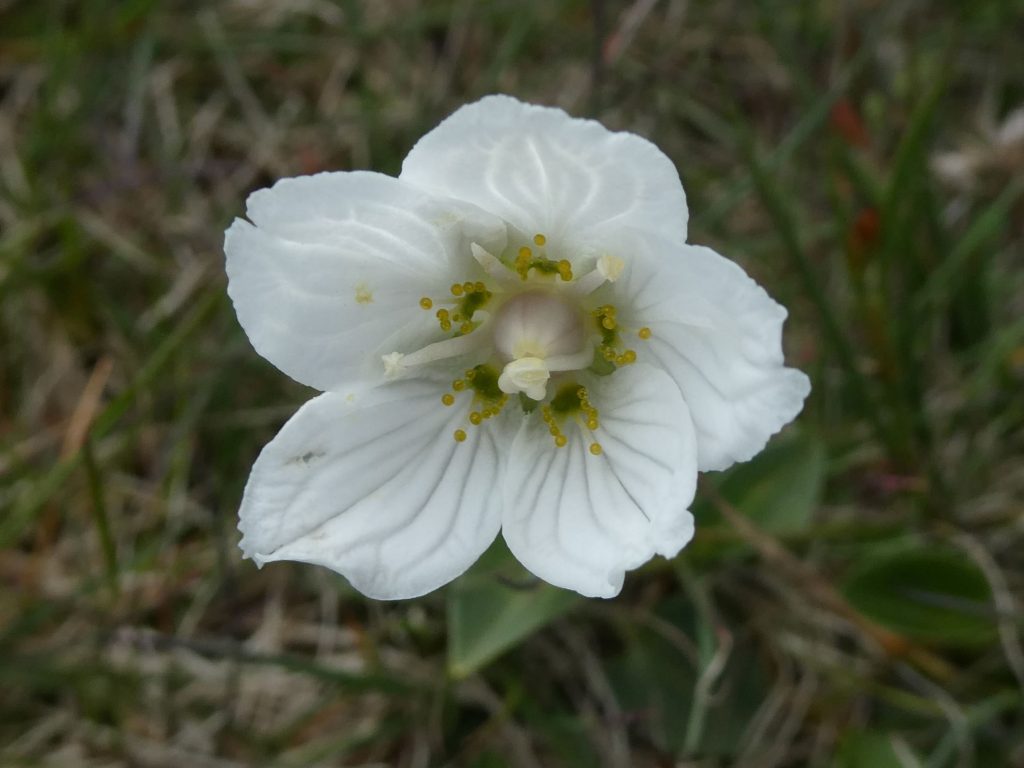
[225,171,506,391]
[501,364,697,598]
[400,95,688,254]
[620,243,811,472]
[238,379,504,600]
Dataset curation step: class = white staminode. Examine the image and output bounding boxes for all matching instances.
[492,291,591,400]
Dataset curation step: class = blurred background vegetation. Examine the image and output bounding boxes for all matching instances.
[2,0,1023,765]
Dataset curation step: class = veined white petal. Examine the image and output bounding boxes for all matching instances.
[400,95,688,256]
[620,242,811,472]
[225,172,504,392]
[238,380,504,600]
[501,364,697,598]
[245,171,507,256]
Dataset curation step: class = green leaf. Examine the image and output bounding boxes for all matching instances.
[837,730,917,768]
[604,600,769,758]
[447,543,579,678]
[842,546,997,647]
[697,432,826,535]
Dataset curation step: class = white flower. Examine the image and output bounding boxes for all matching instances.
[224,95,810,599]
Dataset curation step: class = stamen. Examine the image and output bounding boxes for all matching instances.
[542,382,603,451]
[597,254,625,281]
[419,297,433,309]
[382,326,489,376]
[470,243,520,286]
[382,352,405,377]
[566,254,626,296]
[589,442,603,456]
[589,304,639,371]
[515,246,533,279]
[533,233,547,246]
[441,393,455,406]
[541,405,568,448]
[577,386,600,430]
[454,429,467,443]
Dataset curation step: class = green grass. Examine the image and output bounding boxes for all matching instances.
[2,0,1023,765]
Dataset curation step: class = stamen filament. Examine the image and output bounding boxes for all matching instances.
[470,243,520,287]
[382,323,489,376]
[565,254,625,296]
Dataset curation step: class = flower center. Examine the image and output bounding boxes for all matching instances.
[491,291,591,401]
[383,232,656,453]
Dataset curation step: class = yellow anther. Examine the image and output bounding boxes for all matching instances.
[460,322,474,335]
[602,317,617,330]
[602,347,616,361]
[454,429,467,443]
[436,308,449,320]
[533,233,547,246]
[555,435,568,447]
[450,283,464,296]
[465,369,476,380]
[440,320,452,332]
[557,259,573,281]
[452,312,463,323]
[621,349,637,364]
[638,327,652,340]
[589,442,603,456]
[441,393,455,406]
[469,412,483,425]
[463,281,475,293]
[586,418,599,430]
[514,248,531,277]
[419,297,433,309]
[474,281,486,293]
[452,379,466,391]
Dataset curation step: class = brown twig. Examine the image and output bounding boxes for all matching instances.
[700,476,956,683]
